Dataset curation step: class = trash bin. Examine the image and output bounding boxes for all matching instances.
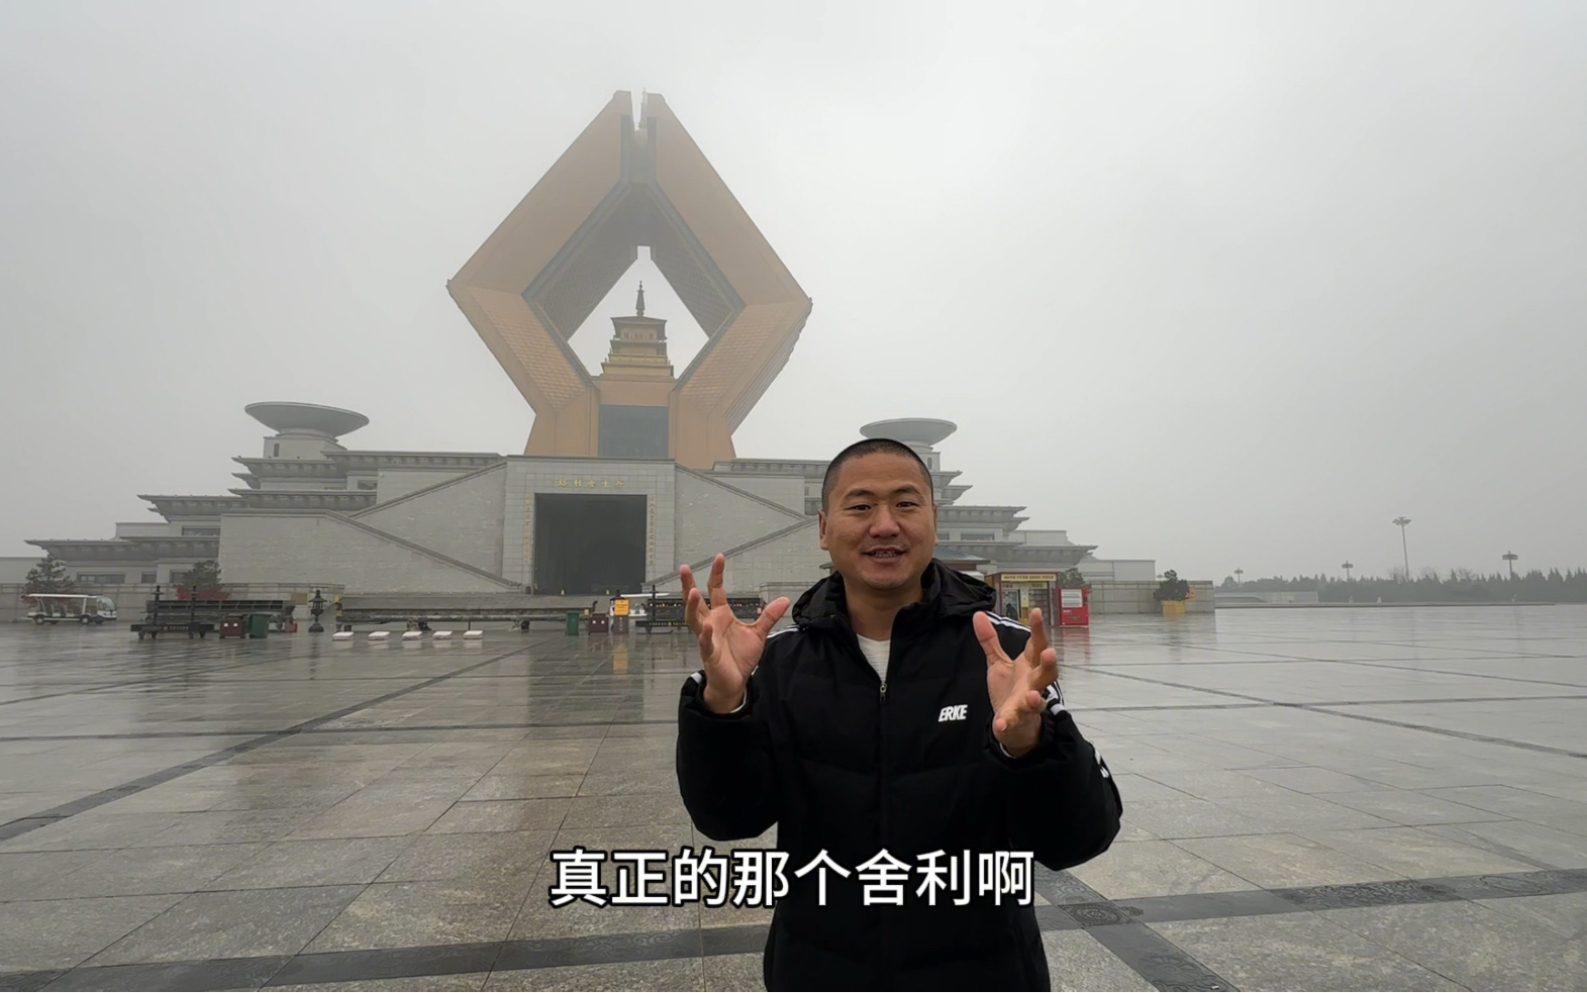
[587,613,609,634]
[247,614,270,639]
[564,611,580,636]
[219,616,243,639]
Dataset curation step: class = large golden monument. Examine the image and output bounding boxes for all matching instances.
[448,92,812,467]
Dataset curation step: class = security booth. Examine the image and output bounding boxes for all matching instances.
[610,596,629,634]
[990,572,1058,625]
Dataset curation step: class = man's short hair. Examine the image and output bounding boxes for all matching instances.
[821,438,935,511]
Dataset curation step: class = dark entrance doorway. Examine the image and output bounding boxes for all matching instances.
[533,493,647,595]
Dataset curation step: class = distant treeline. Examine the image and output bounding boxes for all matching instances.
[1220,568,1587,603]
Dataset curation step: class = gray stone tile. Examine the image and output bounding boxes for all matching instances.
[17,952,289,990]
[209,787,362,811]
[575,770,681,796]
[1425,785,1587,836]
[1314,788,1514,826]
[702,952,765,992]
[1109,797,1270,839]
[1067,840,1254,899]
[1153,913,1463,991]
[486,958,705,990]
[1521,781,1587,803]
[462,774,585,801]
[5,603,1587,990]
[1422,819,1587,869]
[203,836,416,890]
[1107,774,1195,801]
[44,843,266,898]
[491,743,601,777]
[0,895,181,971]
[1134,769,1283,799]
[1173,833,1408,888]
[1244,765,1398,794]
[0,850,110,903]
[551,822,694,856]
[1305,826,1542,878]
[88,786,230,815]
[307,880,528,952]
[1475,891,1587,940]
[1322,900,1587,990]
[85,884,362,965]
[376,830,554,883]
[285,798,455,840]
[129,808,313,847]
[0,813,183,853]
[427,799,571,834]
[559,793,693,829]
[0,791,92,822]
[1245,793,1404,833]
[511,892,700,940]
[271,976,489,992]
[1040,930,1151,991]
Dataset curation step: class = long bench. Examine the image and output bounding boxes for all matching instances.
[131,598,291,640]
[131,621,216,640]
[635,595,764,630]
[336,605,574,631]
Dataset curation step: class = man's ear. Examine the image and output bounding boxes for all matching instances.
[817,509,829,550]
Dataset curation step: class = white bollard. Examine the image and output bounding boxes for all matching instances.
[368,631,390,641]
[432,630,454,640]
[401,630,423,641]
[331,631,354,641]
[463,629,485,640]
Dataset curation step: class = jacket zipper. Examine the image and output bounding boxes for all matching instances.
[877,638,891,986]
[841,619,896,985]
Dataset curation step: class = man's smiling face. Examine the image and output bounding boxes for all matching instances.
[819,451,938,595]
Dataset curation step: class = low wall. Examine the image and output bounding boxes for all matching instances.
[1089,580,1216,615]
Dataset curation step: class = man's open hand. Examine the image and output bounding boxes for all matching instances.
[682,554,790,714]
[974,608,1059,758]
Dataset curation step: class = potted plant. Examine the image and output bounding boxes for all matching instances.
[1154,569,1190,615]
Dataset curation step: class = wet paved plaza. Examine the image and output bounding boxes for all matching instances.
[1,606,1585,991]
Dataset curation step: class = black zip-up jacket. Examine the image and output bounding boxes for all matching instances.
[676,562,1122,991]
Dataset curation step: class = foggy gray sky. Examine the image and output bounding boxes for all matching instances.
[2,1,1584,582]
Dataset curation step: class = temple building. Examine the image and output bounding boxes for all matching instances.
[13,91,1172,621]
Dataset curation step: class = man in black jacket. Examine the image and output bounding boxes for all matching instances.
[675,438,1122,990]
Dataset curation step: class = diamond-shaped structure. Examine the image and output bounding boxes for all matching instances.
[448,91,811,467]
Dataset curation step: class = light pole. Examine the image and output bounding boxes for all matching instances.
[308,589,326,633]
[1392,517,1412,580]
[1503,551,1518,582]
[1341,561,1354,582]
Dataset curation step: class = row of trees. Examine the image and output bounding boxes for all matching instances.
[1219,568,1587,603]
[22,554,224,598]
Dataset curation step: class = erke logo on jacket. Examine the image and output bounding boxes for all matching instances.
[938,704,968,722]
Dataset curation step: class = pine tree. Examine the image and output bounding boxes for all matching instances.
[181,560,225,599]
[23,554,75,594]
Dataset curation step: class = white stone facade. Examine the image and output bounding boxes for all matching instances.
[356,465,507,576]
[28,406,1172,605]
